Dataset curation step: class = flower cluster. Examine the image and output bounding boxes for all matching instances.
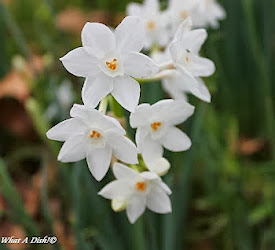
[47,0,225,223]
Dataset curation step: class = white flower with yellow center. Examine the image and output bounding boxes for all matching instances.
[60,16,159,112]
[98,162,172,223]
[130,99,194,171]
[127,0,170,49]
[46,104,138,181]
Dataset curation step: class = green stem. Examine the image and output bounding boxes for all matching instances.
[110,96,124,117]
[0,2,30,59]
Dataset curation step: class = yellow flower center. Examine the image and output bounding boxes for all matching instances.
[180,10,188,19]
[106,58,117,70]
[151,122,162,131]
[90,130,101,138]
[136,182,146,191]
[147,20,156,30]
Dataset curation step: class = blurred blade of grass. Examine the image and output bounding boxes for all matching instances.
[162,103,207,250]
[0,2,30,58]
[72,162,126,250]
[241,0,275,157]
[0,158,39,236]
[25,98,59,155]
[41,156,61,250]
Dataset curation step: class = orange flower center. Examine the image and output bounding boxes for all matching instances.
[136,182,146,191]
[147,20,156,30]
[180,10,188,19]
[106,58,117,70]
[90,130,101,138]
[151,122,162,131]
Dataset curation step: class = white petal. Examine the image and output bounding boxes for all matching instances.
[60,47,98,77]
[129,103,151,128]
[147,185,172,214]
[140,171,159,180]
[112,76,140,112]
[166,71,210,102]
[147,157,171,176]
[46,118,86,141]
[86,146,112,181]
[151,99,195,125]
[176,64,198,86]
[126,195,146,223]
[58,135,87,162]
[113,162,138,180]
[169,41,181,63]
[123,52,159,78]
[175,29,207,54]
[70,104,101,125]
[98,179,132,199]
[174,17,192,41]
[107,134,138,164]
[189,78,211,103]
[70,104,125,135]
[81,73,113,108]
[156,180,172,195]
[126,2,142,16]
[161,126,191,152]
[135,126,150,153]
[142,136,164,167]
[115,16,145,53]
[144,0,160,10]
[162,73,188,100]
[188,55,215,77]
[81,22,116,58]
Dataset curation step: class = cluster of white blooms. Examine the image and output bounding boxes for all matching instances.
[127,0,225,49]
[47,0,225,223]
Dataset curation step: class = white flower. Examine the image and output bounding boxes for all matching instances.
[46,104,138,181]
[127,0,170,49]
[155,18,215,102]
[192,0,226,29]
[170,19,215,79]
[167,0,199,33]
[151,19,211,103]
[98,162,172,223]
[60,16,159,112]
[130,99,194,170]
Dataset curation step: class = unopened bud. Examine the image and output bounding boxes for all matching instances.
[111,198,127,212]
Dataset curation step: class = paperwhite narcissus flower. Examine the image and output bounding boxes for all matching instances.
[130,99,194,170]
[169,19,215,97]
[98,162,172,223]
[127,0,170,49]
[151,19,211,103]
[46,104,138,181]
[192,0,226,29]
[60,16,159,112]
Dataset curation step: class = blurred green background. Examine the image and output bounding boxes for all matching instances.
[0,0,275,249]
